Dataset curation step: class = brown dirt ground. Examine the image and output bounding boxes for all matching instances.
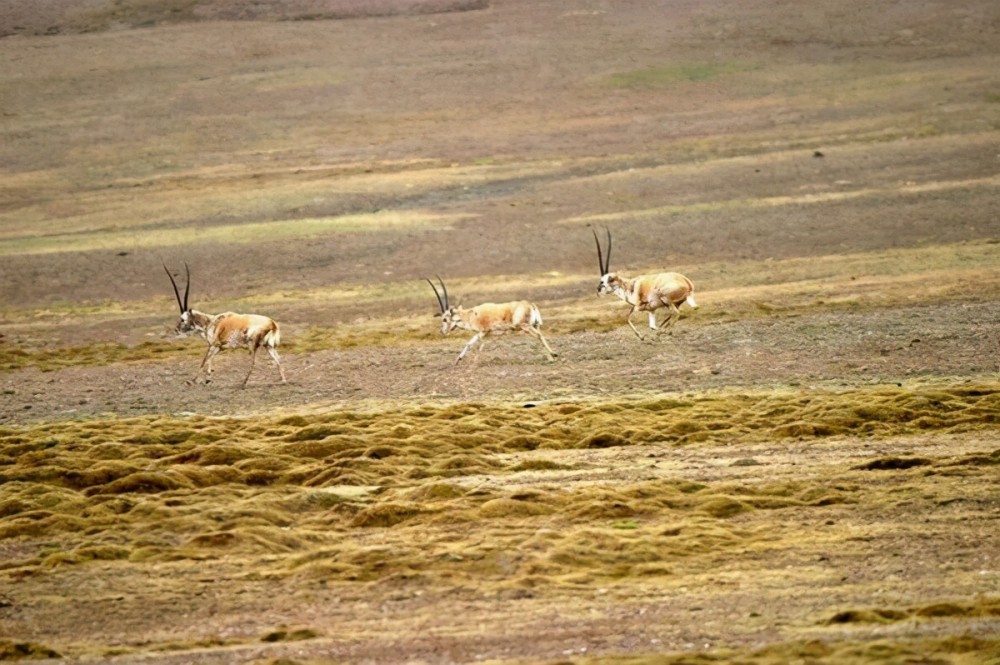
[1,1,1000,663]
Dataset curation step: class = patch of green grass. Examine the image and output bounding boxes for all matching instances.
[0,341,195,373]
[58,0,200,33]
[607,63,751,88]
[0,211,465,257]
[564,175,1000,225]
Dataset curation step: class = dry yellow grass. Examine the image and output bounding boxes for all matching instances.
[1,384,998,660]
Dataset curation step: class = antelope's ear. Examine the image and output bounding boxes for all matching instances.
[433,312,442,318]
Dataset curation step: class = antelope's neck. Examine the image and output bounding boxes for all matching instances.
[452,308,476,332]
[615,277,637,305]
[189,310,215,337]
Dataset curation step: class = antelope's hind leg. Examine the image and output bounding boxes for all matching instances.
[526,326,557,361]
[666,302,684,330]
[266,346,287,383]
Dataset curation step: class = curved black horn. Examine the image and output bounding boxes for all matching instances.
[426,276,446,314]
[164,263,184,314]
[593,228,609,276]
[437,275,449,311]
[604,227,612,274]
[592,228,603,275]
[182,262,190,312]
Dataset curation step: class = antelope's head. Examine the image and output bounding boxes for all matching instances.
[427,276,462,335]
[164,262,198,336]
[593,228,618,296]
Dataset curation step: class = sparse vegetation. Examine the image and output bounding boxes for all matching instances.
[1,386,998,658]
[1,0,998,662]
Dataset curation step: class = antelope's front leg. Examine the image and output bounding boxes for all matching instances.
[456,332,482,364]
[241,346,259,389]
[191,345,219,384]
[624,306,644,341]
[472,334,489,361]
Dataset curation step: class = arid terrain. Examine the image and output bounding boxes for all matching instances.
[1,1,999,663]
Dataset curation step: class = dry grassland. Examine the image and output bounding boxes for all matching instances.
[2,385,999,663]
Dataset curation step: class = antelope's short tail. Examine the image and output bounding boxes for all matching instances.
[685,294,698,309]
[263,322,281,348]
[530,306,544,328]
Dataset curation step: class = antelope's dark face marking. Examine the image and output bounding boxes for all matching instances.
[597,272,619,296]
[440,307,463,335]
[174,310,197,336]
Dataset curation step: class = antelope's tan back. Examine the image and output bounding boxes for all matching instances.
[471,301,536,330]
[214,313,278,347]
[641,272,693,305]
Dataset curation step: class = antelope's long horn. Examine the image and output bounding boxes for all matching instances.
[164,263,184,314]
[426,277,446,313]
[182,262,190,312]
[604,227,612,274]
[593,228,606,275]
[437,275,449,311]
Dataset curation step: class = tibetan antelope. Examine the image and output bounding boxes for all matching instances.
[164,263,287,387]
[427,276,557,364]
[593,228,697,340]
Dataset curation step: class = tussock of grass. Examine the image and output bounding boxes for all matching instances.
[0,340,194,373]
[0,384,996,581]
[0,640,62,660]
[854,456,933,471]
[260,627,321,643]
[570,634,1000,664]
[827,597,1000,624]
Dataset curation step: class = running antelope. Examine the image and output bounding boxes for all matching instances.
[427,276,557,364]
[164,263,287,387]
[593,228,697,340]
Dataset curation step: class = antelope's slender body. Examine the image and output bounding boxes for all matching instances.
[593,229,697,340]
[428,278,556,364]
[165,264,287,387]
